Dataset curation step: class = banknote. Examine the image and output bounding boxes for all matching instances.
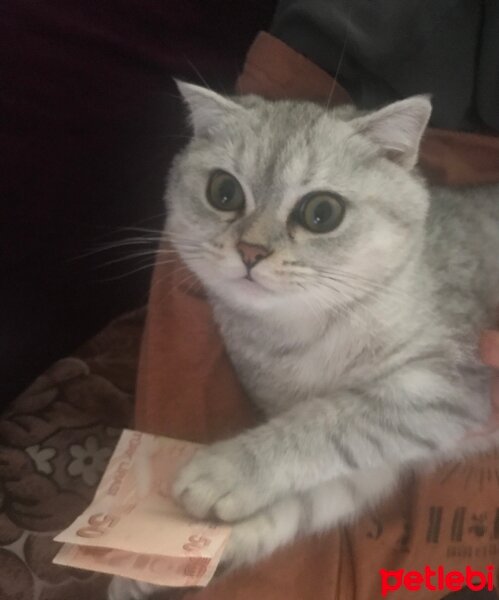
[53,430,231,587]
[53,541,225,587]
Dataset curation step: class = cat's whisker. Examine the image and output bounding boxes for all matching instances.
[181,245,224,263]
[314,276,377,308]
[184,56,214,92]
[325,0,353,113]
[71,237,161,261]
[312,291,351,322]
[87,211,166,242]
[156,248,188,256]
[117,225,163,232]
[301,289,329,325]
[94,250,162,269]
[99,234,160,243]
[126,230,204,249]
[95,261,159,282]
[312,277,354,310]
[311,279,377,328]
[162,237,202,248]
[166,239,206,253]
[155,258,191,270]
[181,275,204,297]
[170,270,199,296]
[78,240,189,273]
[314,271,412,306]
[326,272,410,299]
[92,248,191,281]
[163,239,204,251]
[296,269,367,301]
[313,266,413,300]
[319,274,384,299]
[148,263,194,293]
[328,277,410,309]
[163,233,207,249]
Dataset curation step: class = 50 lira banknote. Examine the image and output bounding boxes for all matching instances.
[53,430,231,587]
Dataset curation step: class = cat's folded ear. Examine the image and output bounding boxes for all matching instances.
[353,96,432,169]
[175,80,244,137]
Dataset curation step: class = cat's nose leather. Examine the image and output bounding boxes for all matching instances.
[236,241,271,270]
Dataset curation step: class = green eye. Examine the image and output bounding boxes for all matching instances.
[206,170,245,212]
[295,192,345,233]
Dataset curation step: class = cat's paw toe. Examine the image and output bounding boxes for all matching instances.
[220,495,302,570]
[173,449,239,519]
[173,445,267,521]
[220,513,277,569]
[213,489,255,521]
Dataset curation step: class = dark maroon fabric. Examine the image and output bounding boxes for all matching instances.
[0,1,275,403]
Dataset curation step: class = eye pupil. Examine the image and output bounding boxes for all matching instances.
[313,201,332,225]
[219,180,235,204]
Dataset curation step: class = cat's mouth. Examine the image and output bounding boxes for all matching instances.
[235,271,273,294]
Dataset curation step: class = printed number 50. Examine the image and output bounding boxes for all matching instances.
[183,534,211,553]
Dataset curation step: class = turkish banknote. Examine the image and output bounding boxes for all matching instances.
[53,430,230,587]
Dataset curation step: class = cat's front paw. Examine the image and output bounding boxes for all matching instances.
[219,494,302,570]
[172,440,272,522]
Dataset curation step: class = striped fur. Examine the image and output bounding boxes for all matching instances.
[110,85,499,599]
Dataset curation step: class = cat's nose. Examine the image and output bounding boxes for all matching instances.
[236,241,272,270]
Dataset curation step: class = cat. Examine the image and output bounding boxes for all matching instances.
[108,82,499,599]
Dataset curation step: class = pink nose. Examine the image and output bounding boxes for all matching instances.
[236,241,271,270]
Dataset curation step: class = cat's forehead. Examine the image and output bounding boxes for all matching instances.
[226,100,357,191]
[240,99,350,151]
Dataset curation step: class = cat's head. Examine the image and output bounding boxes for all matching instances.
[166,82,431,314]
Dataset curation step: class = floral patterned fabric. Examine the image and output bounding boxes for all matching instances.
[0,309,145,600]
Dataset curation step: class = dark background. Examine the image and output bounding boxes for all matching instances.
[0,0,276,404]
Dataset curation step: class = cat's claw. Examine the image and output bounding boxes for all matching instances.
[172,442,271,522]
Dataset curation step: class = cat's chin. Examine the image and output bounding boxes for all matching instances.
[229,275,274,296]
[212,275,306,314]
[205,275,278,308]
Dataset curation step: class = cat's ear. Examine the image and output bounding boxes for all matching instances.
[175,80,243,137]
[354,96,432,169]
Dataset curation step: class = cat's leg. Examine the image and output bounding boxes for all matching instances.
[222,466,398,569]
[174,372,483,522]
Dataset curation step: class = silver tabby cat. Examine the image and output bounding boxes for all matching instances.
[109,82,499,599]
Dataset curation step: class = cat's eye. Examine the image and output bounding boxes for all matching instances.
[294,192,345,233]
[206,170,245,212]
